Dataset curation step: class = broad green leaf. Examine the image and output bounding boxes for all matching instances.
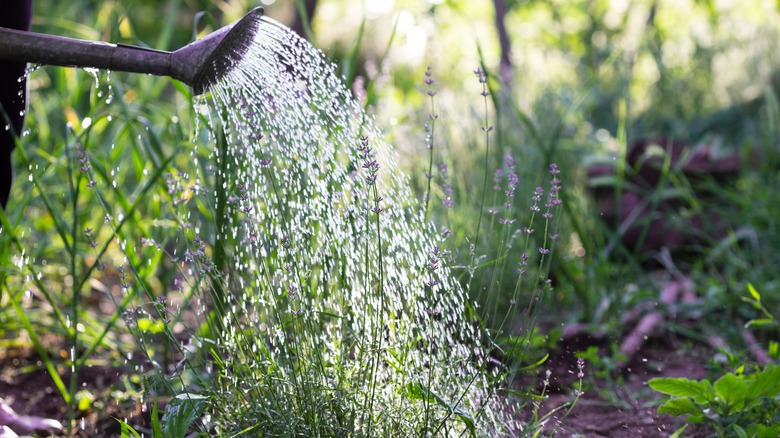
[161,393,208,438]
[687,414,705,423]
[734,424,747,438]
[658,398,701,417]
[746,423,780,438]
[649,378,708,401]
[747,365,780,399]
[745,397,763,410]
[701,379,715,397]
[714,373,747,411]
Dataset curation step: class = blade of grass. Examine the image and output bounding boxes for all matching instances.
[4,281,71,403]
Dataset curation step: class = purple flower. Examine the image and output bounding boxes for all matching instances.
[424,65,435,87]
[542,163,563,215]
[532,186,543,202]
[358,135,380,187]
[426,246,442,287]
[439,163,452,208]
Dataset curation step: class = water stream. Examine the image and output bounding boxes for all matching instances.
[190,16,515,435]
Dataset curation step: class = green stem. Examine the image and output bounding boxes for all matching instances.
[469,72,493,298]
[64,126,81,435]
[423,86,437,223]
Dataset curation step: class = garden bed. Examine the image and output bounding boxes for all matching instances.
[0,329,718,437]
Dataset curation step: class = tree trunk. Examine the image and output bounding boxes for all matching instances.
[493,0,513,88]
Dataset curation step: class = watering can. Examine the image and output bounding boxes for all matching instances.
[0,7,264,95]
[0,6,264,208]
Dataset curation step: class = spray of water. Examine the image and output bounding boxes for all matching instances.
[186,16,517,435]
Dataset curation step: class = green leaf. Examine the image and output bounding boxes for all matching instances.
[734,424,748,438]
[76,390,94,411]
[137,317,165,334]
[505,389,547,401]
[516,354,549,372]
[117,419,142,438]
[746,318,775,327]
[649,377,709,402]
[746,423,780,438]
[748,283,761,301]
[405,382,476,436]
[687,414,705,423]
[740,296,762,310]
[151,396,161,438]
[701,379,715,398]
[404,382,433,402]
[713,373,747,411]
[658,398,701,417]
[161,393,208,438]
[747,365,780,399]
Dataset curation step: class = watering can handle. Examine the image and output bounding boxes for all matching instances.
[0,26,174,77]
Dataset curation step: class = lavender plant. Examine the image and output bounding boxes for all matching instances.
[121,16,543,437]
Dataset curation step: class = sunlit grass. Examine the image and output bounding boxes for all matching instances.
[2,0,780,436]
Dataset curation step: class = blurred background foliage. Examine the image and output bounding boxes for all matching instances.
[9,0,780,372]
[18,0,780,329]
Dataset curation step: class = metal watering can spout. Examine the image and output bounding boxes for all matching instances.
[0,7,264,95]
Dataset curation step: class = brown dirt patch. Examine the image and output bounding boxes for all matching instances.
[528,333,714,437]
[0,346,147,437]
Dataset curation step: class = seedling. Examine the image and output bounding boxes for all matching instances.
[649,365,780,437]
